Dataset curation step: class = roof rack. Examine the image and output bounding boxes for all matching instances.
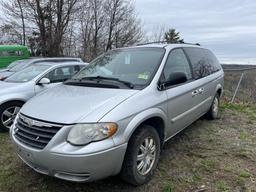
[137,41,200,47]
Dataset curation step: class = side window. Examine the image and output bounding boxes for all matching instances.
[163,49,192,81]
[183,48,212,79]
[15,51,24,56]
[204,49,221,73]
[43,66,77,83]
[74,65,82,74]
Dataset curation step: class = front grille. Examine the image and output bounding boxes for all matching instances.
[14,114,63,150]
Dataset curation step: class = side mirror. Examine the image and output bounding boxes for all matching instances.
[38,78,50,85]
[158,72,187,90]
[166,72,187,86]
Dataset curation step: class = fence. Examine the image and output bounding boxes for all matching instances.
[222,65,256,103]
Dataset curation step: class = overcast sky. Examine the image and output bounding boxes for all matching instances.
[1,0,255,64]
[135,0,256,64]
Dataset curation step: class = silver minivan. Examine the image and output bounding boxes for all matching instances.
[10,43,224,185]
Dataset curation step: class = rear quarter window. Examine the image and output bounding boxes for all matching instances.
[183,48,221,79]
[204,49,222,73]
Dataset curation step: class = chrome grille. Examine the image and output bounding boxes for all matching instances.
[14,114,63,150]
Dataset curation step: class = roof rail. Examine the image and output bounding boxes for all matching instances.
[137,41,167,46]
[137,41,201,46]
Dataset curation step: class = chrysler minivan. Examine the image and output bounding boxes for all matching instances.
[11,43,224,185]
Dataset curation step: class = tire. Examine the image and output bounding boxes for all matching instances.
[206,94,220,120]
[120,125,161,186]
[0,101,23,132]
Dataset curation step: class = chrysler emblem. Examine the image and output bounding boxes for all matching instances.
[23,117,34,127]
[27,119,34,127]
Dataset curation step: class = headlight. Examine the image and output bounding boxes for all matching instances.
[67,123,118,145]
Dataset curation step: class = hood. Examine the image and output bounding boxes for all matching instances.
[0,68,8,72]
[21,84,139,124]
[0,81,27,94]
[0,71,14,79]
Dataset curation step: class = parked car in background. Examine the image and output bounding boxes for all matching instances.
[0,62,86,131]
[11,43,224,185]
[0,45,30,68]
[0,57,84,80]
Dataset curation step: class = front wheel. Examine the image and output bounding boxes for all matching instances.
[0,101,23,132]
[120,125,161,186]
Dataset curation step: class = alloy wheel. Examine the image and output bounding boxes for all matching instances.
[212,97,219,118]
[1,106,20,129]
[137,137,156,176]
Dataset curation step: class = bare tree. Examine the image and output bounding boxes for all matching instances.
[0,24,23,44]
[25,0,81,56]
[77,0,142,61]
[79,0,94,60]
[113,7,143,48]
[1,0,143,59]
[150,25,167,42]
[104,0,142,51]
[17,0,26,45]
[91,0,104,56]
[1,0,27,45]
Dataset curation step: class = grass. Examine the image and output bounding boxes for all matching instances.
[0,102,256,192]
[239,170,251,178]
[216,181,230,192]
[221,102,256,120]
[162,184,174,192]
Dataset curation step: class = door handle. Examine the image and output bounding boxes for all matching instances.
[198,88,204,94]
[192,90,199,97]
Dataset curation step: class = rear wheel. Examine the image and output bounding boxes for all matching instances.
[206,94,220,120]
[120,125,160,186]
[0,101,23,132]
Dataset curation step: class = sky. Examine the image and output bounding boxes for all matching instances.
[135,0,256,64]
[1,0,255,64]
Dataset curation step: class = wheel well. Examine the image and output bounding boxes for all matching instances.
[217,88,222,97]
[1,100,25,106]
[137,117,165,146]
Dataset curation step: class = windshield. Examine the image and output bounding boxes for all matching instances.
[5,65,50,83]
[72,48,165,88]
[8,60,31,72]
[7,60,28,71]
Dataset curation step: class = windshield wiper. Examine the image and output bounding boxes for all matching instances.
[79,76,134,89]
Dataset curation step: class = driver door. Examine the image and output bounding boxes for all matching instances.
[163,49,200,137]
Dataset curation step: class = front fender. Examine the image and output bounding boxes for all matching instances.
[123,107,168,142]
[0,94,29,106]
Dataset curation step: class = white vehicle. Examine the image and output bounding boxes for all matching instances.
[0,57,84,80]
[0,62,87,131]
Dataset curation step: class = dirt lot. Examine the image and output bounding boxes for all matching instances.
[0,103,256,192]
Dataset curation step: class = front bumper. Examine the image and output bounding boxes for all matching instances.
[11,132,127,182]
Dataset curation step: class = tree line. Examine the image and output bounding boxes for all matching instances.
[0,0,184,62]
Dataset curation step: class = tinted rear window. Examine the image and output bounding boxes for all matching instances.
[183,48,221,79]
[204,49,222,73]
